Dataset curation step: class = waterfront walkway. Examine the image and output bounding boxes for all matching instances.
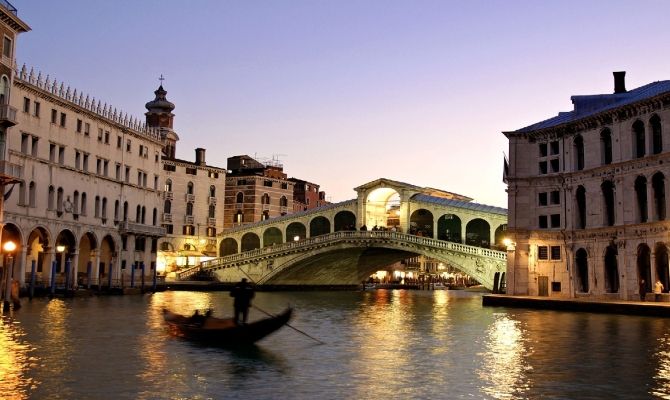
[483,294,670,317]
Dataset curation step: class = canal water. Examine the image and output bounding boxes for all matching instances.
[2,289,670,399]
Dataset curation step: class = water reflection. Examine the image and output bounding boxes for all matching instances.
[478,313,530,399]
[0,315,35,399]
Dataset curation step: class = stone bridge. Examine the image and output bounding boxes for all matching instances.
[178,231,507,289]
[178,178,508,289]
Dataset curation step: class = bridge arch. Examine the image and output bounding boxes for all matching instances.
[286,222,306,242]
[310,216,331,237]
[220,238,238,256]
[410,209,434,238]
[263,227,283,247]
[364,188,400,229]
[466,218,490,248]
[493,224,508,250]
[437,214,461,243]
[334,211,356,232]
[241,233,260,252]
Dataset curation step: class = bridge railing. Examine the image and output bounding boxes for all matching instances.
[176,231,506,280]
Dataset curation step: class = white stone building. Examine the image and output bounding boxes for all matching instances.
[504,72,670,300]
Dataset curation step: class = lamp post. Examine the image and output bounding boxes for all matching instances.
[56,245,67,294]
[3,240,16,311]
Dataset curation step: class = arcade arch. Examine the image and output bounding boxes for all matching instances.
[364,188,400,229]
[220,238,238,257]
[263,227,283,247]
[287,222,307,241]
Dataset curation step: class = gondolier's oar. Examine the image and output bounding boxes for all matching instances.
[252,304,325,345]
[234,266,325,345]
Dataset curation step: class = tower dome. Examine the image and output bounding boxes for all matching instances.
[145,84,175,129]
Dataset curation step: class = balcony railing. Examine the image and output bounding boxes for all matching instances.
[208,196,217,205]
[163,191,173,200]
[119,221,166,236]
[0,104,18,127]
[162,213,172,223]
[0,160,21,184]
[207,217,216,226]
[185,194,195,202]
[184,215,194,224]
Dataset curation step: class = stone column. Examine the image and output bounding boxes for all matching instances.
[647,178,655,221]
[91,250,100,286]
[17,246,27,287]
[44,248,55,286]
[70,252,79,288]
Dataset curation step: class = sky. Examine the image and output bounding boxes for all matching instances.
[10,0,670,208]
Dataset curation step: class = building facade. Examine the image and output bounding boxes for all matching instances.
[504,72,670,300]
[223,155,295,229]
[289,178,328,212]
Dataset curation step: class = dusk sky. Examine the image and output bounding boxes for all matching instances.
[12,0,670,207]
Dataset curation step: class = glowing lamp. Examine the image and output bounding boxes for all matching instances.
[56,245,66,253]
[3,241,16,252]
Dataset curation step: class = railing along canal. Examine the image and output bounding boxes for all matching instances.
[177,231,506,280]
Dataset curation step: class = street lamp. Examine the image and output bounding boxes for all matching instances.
[3,240,17,311]
[56,245,68,292]
[293,235,300,242]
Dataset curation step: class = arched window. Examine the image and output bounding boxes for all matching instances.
[136,205,141,222]
[164,200,171,214]
[261,193,270,205]
[209,185,216,197]
[209,204,215,218]
[141,206,146,224]
[602,180,615,226]
[164,179,172,192]
[28,182,36,208]
[574,135,584,171]
[280,196,288,207]
[152,208,157,225]
[102,197,108,219]
[73,191,79,214]
[123,201,128,221]
[187,182,194,195]
[95,196,101,218]
[114,200,119,221]
[600,128,613,165]
[651,115,663,155]
[576,186,586,229]
[236,192,244,203]
[653,172,666,221]
[186,202,193,216]
[18,181,25,205]
[81,192,87,215]
[633,120,646,158]
[576,248,589,293]
[0,76,9,104]
[605,245,619,293]
[48,185,55,210]
[635,176,648,223]
[56,187,63,212]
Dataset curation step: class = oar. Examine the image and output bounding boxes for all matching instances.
[252,304,325,345]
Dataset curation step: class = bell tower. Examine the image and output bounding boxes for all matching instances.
[145,77,179,159]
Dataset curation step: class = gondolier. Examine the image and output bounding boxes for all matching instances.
[230,278,255,324]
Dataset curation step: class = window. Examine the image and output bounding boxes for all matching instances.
[104,131,109,144]
[264,180,273,187]
[165,179,172,192]
[33,101,40,117]
[83,153,89,172]
[208,171,218,178]
[281,182,288,189]
[56,187,63,212]
[236,192,244,203]
[539,161,547,175]
[114,200,119,221]
[163,164,176,172]
[280,196,288,207]
[76,119,82,133]
[539,143,548,157]
[186,202,193,216]
[117,136,122,149]
[28,182,36,207]
[635,176,648,223]
[95,196,100,217]
[164,200,171,214]
[137,171,142,186]
[126,139,131,152]
[58,146,65,165]
[237,179,247,186]
[81,193,87,215]
[154,175,159,190]
[47,186,55,210]
[209,185,216,197]
[183,225,195,235]
[550,214,561,228]
[550,191,560,205]
[186,167,197,175]
[75,151,81,169]
[49,143,56,162]
[574,135,584,171]
[601,128,612,165]
[653,172,666,221]
[31,137,38,157]
[538,246,549,260]
[208,204,215,218]
[20,133,28,154]
[2,36,11,58]
[164,224,174,234]
[84,122,90,136]
[125,167,130,183]
[651,115,663,155]
[103,160,109,176]
[98,128,103,142]
[538,192,547,206]
[115,164,121,180]
[59,112,66,128]
[539,215,548,229]
[550,141,559,155]
[602,180,616,226]
[187,182,194,195]
[551,246,561,260]
[576,186,586,229]
[207,227,216,237]
[539,140,560,175]
[96,158,102,175]
[22,97,29,113]
[51,109,57,124]
[73,191,79,214]
[633,120,645,158]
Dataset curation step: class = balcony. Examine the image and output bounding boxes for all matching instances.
[207,217,216,227]
[163,191,173,200]
[262,204,270,211]
[118,221,166,237]
[0,104,17,127]
[185,193,195,202]
[184,215,194,224]
[162,213,172,223]
[0,160,21,185]
[208,196,217,206]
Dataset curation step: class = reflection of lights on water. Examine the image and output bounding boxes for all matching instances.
[478,314,530,399]
[652,333,670,397]
[0,316,37,398]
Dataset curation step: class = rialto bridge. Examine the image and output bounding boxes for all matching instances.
[178,178,509,290]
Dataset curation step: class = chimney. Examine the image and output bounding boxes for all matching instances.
[613,71,626,94]
[195,148,206,166]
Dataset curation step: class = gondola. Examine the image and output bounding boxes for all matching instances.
[162,307,293,344]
